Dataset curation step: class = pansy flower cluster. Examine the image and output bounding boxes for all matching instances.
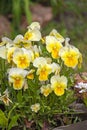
[0,22,82,115]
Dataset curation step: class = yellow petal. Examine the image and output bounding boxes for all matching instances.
[54,87,64,96]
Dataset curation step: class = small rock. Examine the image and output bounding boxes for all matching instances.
[53,120,87,130]
[69,102,87,113]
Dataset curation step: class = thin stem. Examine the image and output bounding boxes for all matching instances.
[24,0,32,24]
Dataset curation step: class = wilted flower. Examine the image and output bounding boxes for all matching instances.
[0,89,12,106]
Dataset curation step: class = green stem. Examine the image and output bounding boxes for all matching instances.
[7,103,18,128]
[24,0,32,24]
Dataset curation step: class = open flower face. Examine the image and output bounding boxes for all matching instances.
[59,45,82,68]
[24,22,41,42]
[31,103,40,113]
[8,68,28,90]
[51,75,67,96]
[40,84,52,97]
[13,48,34,69]
[50,29,65,43]
[46,36,63,59]
[24,29,41,42]
[37,64,52,81]
[24,22,41,41]
[33,57,52,81]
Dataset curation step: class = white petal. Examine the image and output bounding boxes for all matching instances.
[0,46,7,59]
[27,22,40,30]
[8,68,28,77]
[33,57,47,67]
[13,34,24,44]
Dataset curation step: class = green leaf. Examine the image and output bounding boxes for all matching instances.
[8,114,19,130]
[38,120,43,128]
[0,109,8,128]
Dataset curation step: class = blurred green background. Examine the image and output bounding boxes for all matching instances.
[0,0,87,71]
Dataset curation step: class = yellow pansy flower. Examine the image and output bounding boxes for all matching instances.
[8,68,28,90]
[59,44,82,68]
[51,75,67,96]
[46,36,63,59]
[40,84,52,97]
[24,29,41,42]
[31,103,40,113]
[50,29,65,43]
[24,22,41,42]
[33,57,52,81]
[37,64,52,81]
[13,48,34,69]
